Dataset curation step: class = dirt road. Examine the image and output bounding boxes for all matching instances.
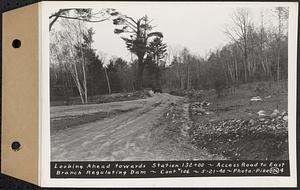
[51,93,222,161]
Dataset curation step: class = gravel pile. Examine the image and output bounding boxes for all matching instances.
[190,101,211,115]
[189,111,288,160]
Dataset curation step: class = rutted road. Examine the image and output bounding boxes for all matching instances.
[51,93,222,161]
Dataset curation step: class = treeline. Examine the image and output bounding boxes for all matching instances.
[50,7,288,104]
[50,9,167,103]
[165,8,288,95]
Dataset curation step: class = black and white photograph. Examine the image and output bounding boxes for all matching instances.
[49,2,291,165]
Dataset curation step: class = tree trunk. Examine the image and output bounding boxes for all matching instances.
[80,45,88,104]
[155,70,160,87]
[276,38,281,82]
[136,55,145,90]
[71,63,85,104]
[180,75,185,90]
[234,56,238,82]
[243,51,248,82]
[187,63,191,90]
[277,8,282,82]
[104,67,111,94]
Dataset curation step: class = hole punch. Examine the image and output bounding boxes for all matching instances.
[11,141,21,151]
[12,39,21,48]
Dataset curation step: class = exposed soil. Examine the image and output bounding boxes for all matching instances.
[51,81,289,161]
[150,101,224,160]
[188,81,289,160]
[51,93,221,161]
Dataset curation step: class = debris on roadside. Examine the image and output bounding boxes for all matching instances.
[170,102,177,106]
[169,89,205,100]
[281,110,287,116]
[190,101,212,115]
[190,113,288,160]
[148,90,155,97]
[270,109,280,118]
[153,101,161,107]
[250,96,263,102]
[86,91,151,105]
[249,119,256,125]
[257,110,266,117]
[186,82,288,160]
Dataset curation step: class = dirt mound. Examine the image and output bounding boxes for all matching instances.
[189,114,288,160]
[169,89,206,100]
[150,100,224,160]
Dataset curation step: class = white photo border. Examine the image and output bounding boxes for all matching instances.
[40,1,298,187]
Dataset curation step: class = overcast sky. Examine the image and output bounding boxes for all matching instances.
[52,2,284,63]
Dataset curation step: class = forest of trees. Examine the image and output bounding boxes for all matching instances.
[50,7,289,104]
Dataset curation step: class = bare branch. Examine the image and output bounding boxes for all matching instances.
[56,15,111,23]
[49,8,112,31]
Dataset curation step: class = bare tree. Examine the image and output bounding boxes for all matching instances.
[274,7,289,81]
[50,19,90,104]
[103,66,112,94]
[97,52,112,94]
[258,10,270,78]
[225,8,253,82]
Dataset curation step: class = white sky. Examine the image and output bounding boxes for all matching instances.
[52,2,285,63]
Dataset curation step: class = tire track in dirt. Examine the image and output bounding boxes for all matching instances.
[51,93,223,161]
[51,93,180,161]
[149,101,224,160]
